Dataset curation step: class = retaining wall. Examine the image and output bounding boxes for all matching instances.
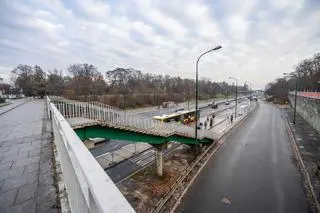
[288,92,320,133]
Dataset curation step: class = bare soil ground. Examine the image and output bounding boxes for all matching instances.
[117,145,195,213]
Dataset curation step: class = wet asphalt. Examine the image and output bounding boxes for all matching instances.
[175,101,311,213]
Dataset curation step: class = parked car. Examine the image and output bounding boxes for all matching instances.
[225,101,230,105]
[162,101,176,108]
[211,103,218,109]
[175,107,184,112]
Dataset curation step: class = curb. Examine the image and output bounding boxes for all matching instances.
[282,109,320,213]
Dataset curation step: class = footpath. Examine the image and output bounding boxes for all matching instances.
[0,99,30,115]
[283,107,320,211]
[0,100,58,213]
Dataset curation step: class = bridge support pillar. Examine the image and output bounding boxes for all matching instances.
[154,145,164,177]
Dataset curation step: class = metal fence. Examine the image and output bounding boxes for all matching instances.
[48,97,216,140]
[49,96,254,140]
[47,97,135,213]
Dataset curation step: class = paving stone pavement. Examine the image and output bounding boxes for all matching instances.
[0,99,58,213]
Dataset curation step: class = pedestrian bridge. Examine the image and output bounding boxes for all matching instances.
[49,96,218,145]
[47,96,254,213]
[47,96,135,213]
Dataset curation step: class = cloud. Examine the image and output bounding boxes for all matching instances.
[0,0,319,89]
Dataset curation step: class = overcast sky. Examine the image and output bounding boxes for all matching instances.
[0,0,320,89]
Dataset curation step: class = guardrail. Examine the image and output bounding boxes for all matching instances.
[47,97,135,213]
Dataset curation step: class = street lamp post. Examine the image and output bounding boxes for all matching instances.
[195,45,222,155]
[187,85,190,110]
[244,81,252,100]
[293,79,298,124]
[250,82,252,100]
[284,73,298,124]
[229,77,238,118]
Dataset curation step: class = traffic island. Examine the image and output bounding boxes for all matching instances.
[116,145,195,213]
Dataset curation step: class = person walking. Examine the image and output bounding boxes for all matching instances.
[209,117,213,128]
[204,120,207,130]
[230,114,234,124]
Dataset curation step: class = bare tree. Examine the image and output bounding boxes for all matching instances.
[68,63,105,97]
[47,69,65,95]
[33,65,46,97]
[11,64,34,96]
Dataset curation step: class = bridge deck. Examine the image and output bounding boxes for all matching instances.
[0,99,58,213]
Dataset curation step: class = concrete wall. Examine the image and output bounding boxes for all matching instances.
[289,93,320,133]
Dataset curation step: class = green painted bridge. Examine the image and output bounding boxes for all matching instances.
[48,96,227,177]
[74,123,215,145]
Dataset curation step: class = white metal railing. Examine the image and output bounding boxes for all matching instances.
[48,97,216,140]
[48,96,254,140]
[48,98,135,213]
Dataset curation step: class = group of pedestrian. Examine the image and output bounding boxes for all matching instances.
[198,113,216,130]
[226,113,234,125]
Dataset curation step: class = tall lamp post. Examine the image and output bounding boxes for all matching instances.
[284,72,298,124]
[244,81,252,100]
[195,45,222,155]
[229,77,238,118]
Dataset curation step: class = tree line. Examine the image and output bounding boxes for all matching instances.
[265,52,320,103]
[10,64,248,108]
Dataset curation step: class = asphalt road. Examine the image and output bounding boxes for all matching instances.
[106,143,181,182]
[175,101,311,213]
[90,140,132,157]
[131,96,243,119]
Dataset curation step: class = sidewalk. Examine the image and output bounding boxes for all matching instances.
[283,107,320,208]
[0,100,58,213]
[0,98,30,115]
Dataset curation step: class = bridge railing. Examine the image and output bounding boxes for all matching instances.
[49,97,253,140]
[47,97,135,213]
[49,97,212,139]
